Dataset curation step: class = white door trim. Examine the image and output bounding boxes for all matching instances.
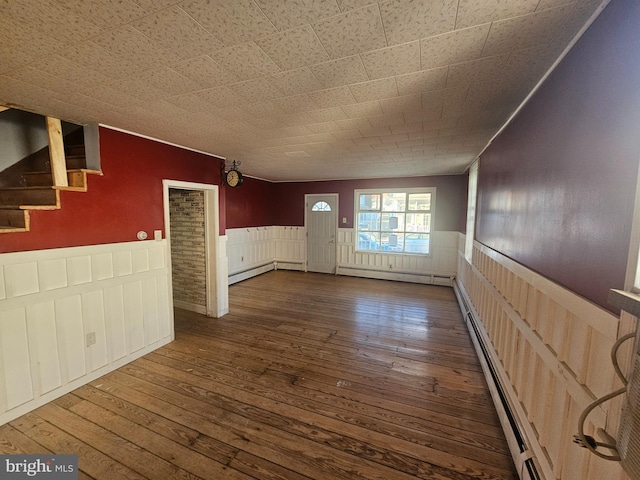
[305,193,339,274]
[163,180,227,318]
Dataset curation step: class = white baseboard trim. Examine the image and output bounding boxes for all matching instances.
[173,299,207,315]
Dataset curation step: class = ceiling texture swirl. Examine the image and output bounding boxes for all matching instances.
[0,0,608,181]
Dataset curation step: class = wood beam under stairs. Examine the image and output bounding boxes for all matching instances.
[46,117,68,188]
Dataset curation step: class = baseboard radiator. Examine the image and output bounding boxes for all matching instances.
[228,260,305,285]
[453,279,540,480]
[337,264,454,286]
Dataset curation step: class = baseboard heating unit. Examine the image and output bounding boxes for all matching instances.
[336,265,454,286]
[228,260,305,285]
[453,279,541,480]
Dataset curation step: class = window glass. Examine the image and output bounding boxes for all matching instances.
[312,201,331,212]
[405,233,430,254]
[382,192,406,212]
[355,188,435,255]
[405,213,430,232]
[358,212,380,231]
[382,213,404,231]
[358,231,381,251]
[465,161,478,262]
[382,232,404,251]
[359,194,380,211]
[408,193,431,211]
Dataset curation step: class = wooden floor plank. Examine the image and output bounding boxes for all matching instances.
[66,399,251,480]
[32,403,203,480]
[9,412,146,480]
[141,352,513,470]
[72,384,239,467]
[150,346,509,447]
[2,271,517,479]
[131,357,503,473]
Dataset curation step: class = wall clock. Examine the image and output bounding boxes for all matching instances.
[226,160,243,188]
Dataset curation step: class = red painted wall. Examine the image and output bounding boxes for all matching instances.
[269,175,467,232]
[225,176,277,229]
[476,0,640,310]
[0,128,224,253]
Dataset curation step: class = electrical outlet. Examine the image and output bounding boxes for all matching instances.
[86,332,96,347]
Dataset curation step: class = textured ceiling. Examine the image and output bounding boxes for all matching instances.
[0,0,607,181]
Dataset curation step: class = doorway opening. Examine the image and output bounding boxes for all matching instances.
[163,180,226,319]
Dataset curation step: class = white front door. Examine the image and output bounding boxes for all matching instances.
[306,194,337,274]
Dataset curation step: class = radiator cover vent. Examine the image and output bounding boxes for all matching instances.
[618,339,640,480]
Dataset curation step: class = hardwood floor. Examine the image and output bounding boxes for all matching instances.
[0,271,517,479]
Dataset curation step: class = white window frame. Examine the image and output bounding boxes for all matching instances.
[465,160,479,263]
[627,162,640,292]
[354,187,436,256]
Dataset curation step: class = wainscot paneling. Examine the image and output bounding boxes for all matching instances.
[226,227,458,285]
[0,240,173,425]
[455,238,630,480]
[336,229,458,285]
[226,226,305,284]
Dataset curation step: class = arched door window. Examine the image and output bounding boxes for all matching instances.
[311,201,332,212]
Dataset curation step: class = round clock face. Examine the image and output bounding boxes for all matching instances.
[226,169,242,187]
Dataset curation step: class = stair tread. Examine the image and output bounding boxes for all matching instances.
[0,226,27,232]
[0,205,58,210]
[54,186,86,192]
[24,168,87,175]
[0,185,56,190]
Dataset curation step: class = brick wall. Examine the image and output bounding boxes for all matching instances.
[169,189,206,310]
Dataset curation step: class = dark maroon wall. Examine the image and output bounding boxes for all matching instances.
[476,0,640,310]
[0,128,223,253]
[269,175,467,232]
[225,176,277,228]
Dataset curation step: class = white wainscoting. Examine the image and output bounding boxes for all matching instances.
[226,226,305,284]
[0,240,173,425]
[226,227,458,285]
[456,238,629,480]
[336,229,458,285]
[216,234,229,317]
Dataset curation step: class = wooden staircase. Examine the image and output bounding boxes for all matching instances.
[0,135,102,233]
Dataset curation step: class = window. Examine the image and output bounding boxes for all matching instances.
[311,201,332,212]
[626,161,640,292]
[465,160,478,262]
[355,188,435,254]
